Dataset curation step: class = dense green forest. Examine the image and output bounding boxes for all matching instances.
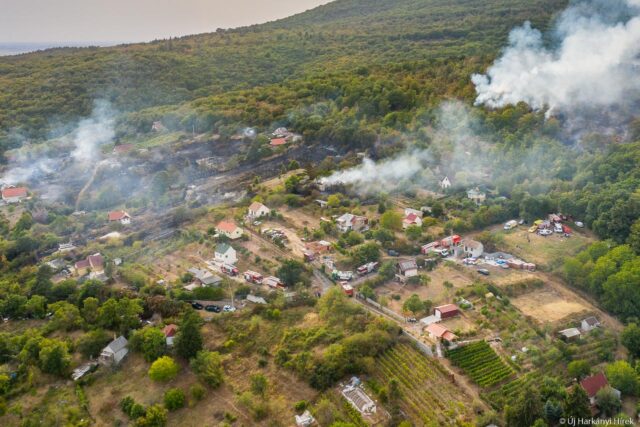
[0,0,564,142]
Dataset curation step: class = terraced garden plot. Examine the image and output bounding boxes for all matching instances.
[372,342,474,425]
[446,341,515,387]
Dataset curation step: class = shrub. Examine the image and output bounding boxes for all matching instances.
[189,383,206,402]
[190,350,224,388]
[164,388,185,411]
[148,356,179,382]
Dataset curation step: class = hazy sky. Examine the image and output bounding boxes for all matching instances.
[0,0,332,44]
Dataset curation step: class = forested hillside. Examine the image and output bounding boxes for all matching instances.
[0,0,564,141]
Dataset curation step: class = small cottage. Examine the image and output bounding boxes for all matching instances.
[247,202,270,219]
[99,336,128,366]
[215,221,243,240]
[215,243,237,265]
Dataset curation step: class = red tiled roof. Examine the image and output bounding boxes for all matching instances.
[435,304,459,315]
[404,213,419,223]
[249,202,266,211]
[88,254,104,269]
[2,187,27,198]
[580,372,609,398]
[74,259,90,269]
[162,324,178,337]
[216,221,239,233]
[270,138,287,146]
[426,323,449,338]
[108,210,130,221]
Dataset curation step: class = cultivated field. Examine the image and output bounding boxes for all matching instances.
[372,341,475,425]
[446,341,515,388]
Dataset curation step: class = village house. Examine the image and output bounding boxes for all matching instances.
[215,243,237,265]
[57,242,76,253]
[559,327,581,341]
[269,137,288,147]
[74,253,104,277]
[426,323,458,343]
[188,267,222,287]
[306,240,332,255]
[247,294,268,305]
[581,316,601,332]
[460,239,484,259]
[341,378,376,415]
[108,210,131,225]
[396,260,418,280]
[439,176,451,190]
[247,201,270,219]
[151,121,166,132]
[336,213,369,233]
[402,212,423,229]
[215,220,243,240]
[1,186,28,203]
[434,304,460,319]
[162,324,178,347]
[580,372,621,406]
[295,410,316,427]
[466,187,486,205]
[99,336,129,366]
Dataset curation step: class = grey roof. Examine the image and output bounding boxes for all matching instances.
[106,336,128,352]
[215,243,233,254]
[583,316,600,326]
[398,260,418,272]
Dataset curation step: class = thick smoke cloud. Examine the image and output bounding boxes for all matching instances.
[472,0,640,114]
[1,100,116,185]
[70,100,116,165]
[319,102,489,194]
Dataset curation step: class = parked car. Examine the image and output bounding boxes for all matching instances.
[387,249,399,257]
[575,221,584,228]
[528,225,538,233]
[191,302,204,310]
[223,305,236,312]
[205,305,221,313]
[538,229,553,236]
[463,257,477,265]
[477,269,490,276]
[407,317,418,323]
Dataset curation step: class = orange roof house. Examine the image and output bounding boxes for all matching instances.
[426,323,458,342]
[2,187,28,203]
[215,220,243,239]
[270,138,288,146]
[108,210,131,224]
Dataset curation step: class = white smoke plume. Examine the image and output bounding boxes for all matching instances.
[472,0,640,114]
[319,101,490,194]
[70,100,116,164]
[1,100,116,185]
[319,150,432,193]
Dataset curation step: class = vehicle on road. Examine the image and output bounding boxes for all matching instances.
[205,305,221,313]
[191,302,204,310]
[223,305,236,312]
[477,269,490,276]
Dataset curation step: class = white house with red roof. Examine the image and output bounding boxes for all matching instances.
[247,202,270,219]
[108,210,131,225]
[270,137,288,147]
[215,220,243,240]
[402,212,423,229]
[2,186,28,203]
[162,324,178,346]
[74,253,105,277]
[426,323,458,343]
[580,372,621,406]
